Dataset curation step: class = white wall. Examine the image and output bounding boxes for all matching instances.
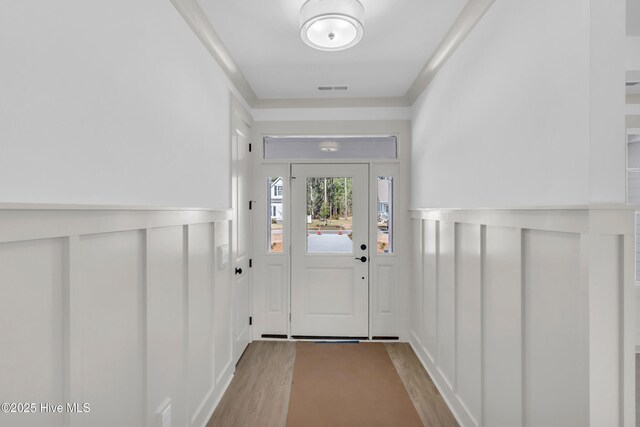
[0,207,233,427]
[411,0,626,208]
[0,0,247,208]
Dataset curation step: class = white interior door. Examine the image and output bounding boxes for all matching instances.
[291,164,369,337]
[231,107,251,363]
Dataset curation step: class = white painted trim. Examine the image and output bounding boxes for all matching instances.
[0,207,232,243]
[410,206,636,235]
[170,0,257,105]
[197,362,234,427]
[405,0,496,104]
[409,339,468,427]
[253,97,411,109]
[171,0,495,109]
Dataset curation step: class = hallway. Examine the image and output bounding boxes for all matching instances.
[0,0,637,426]
[206,341,458,427]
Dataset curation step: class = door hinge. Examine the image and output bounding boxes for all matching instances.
[249,143,252,152]
[249,259,253,268]
[249,200,253,210]
[249,316,253,326]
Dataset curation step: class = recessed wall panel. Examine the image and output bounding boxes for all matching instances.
[423,219,438,360]
[437,221,456,387]
[188,223,215,420]
[0,239,64,427]
[484,226,522,427]
[147,226,187,427]
[73,231,144,427]
[455,223,481,424]
[523,230,587,427]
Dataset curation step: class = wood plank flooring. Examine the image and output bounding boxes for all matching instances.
[206,341,296,427]
[385,343,459,427]
[207,341,458,427]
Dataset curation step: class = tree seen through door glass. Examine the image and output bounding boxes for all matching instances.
[268,177,283,253]
[306,178,353,254]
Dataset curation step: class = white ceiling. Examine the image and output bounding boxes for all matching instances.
[628,0,640,36]
[197,0,467,100]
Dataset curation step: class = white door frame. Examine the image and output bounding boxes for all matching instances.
[250,120,411,341]
[230,96,253,364]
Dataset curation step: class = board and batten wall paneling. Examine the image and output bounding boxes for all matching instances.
[188,223,216,425]
[71,230,145,427]
[437,221,456,390]
[0,238,65,427]
[147,226,188,427]
[409,207,635,427]
[0,206,233,427]
[454,223,482,425]
[522,229,588,427]
[482,226,522,427]
[422,219,438,362]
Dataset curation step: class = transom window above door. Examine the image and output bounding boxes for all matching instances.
[263,136,397,160]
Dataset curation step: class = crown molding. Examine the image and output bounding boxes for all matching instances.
[170,0,258,105]
[405,0,496,104]
[253,96,411,109]
[173,0,495,110]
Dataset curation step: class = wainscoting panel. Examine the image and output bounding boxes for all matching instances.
[0,238,65,427]
[422,219,438,361]
[410,207,635,427]
[454,223,481,425]
[0,206,233,427]
[522,229,587,427]
[188,223,216,426]
[72,230,145,427]
[437,221,456,389]
[482,226,522,427]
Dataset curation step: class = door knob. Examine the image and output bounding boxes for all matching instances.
[355,256,367,263]
[235,267,243,275]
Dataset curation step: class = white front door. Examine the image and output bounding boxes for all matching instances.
[231,104,251,364]
[291,164,369,337]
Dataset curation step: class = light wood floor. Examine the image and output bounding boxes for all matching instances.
[206,341,458,427]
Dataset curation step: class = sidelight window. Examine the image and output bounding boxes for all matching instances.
[377,177,393,253]
[268,177,284,253]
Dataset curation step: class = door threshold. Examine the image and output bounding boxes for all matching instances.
[291,335,370,341]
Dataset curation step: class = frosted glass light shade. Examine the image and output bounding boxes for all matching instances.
[300,0,364,51]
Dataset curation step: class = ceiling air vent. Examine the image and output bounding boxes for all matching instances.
[626,81,639,87]
[317,86,349,91]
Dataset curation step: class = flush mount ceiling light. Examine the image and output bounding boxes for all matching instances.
[319,140,340,152]
[300,0,365,51]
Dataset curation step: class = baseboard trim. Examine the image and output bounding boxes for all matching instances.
[409,336,470,427]
[198,365,234,427]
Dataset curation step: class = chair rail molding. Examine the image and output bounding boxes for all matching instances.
[408,205,635,427]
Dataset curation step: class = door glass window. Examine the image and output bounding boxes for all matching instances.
[306,177,353,254]
[268,177,283,253]
[377,177,393,253]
